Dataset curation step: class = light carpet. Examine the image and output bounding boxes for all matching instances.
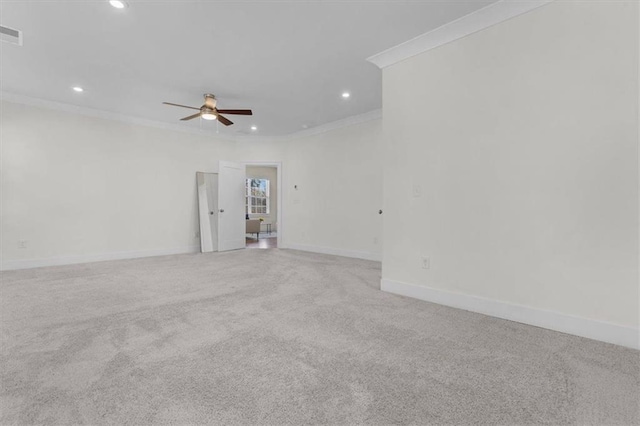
[1,249,638,425]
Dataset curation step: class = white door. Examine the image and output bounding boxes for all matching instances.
[218,161,246,251]
[196,172,218,252]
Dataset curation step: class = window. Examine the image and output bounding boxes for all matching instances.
[246,178,270,215]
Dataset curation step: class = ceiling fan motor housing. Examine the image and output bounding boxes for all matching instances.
[204,94,217,109]
[162,94,251,125]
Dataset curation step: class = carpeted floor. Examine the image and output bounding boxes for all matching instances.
[1,249,638,425]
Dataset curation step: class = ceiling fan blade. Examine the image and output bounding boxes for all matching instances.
[180,112,202,121]
[215,109,253,115]
[163,102,200,110]
[216,114,233,126]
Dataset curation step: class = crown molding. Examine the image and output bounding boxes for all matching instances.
[235,108,382,143]
[2,91,382,144]
[1,1,553,141]
[1,92,237,142]
[282,108,382,141]
[367,0,555,69]
[232,133,283,144]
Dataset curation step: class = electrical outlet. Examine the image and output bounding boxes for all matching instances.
[373,237,378,245]
[412,184,422,198]
[421,256,430,269]
[17,240,27,249]
[194,232,200,238]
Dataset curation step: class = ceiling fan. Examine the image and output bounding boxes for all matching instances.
[163,94,252,126]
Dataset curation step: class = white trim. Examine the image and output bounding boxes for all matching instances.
[0,245,200,271]
[281,109,381,141]
[234,109,382,143]
[381,278,639,350]
[0,24,23,46]
[1,92,235,142]
[288,243,382,262]
[2,91,381,143]
[367,0,554,69]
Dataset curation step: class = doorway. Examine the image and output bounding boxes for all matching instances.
[244,162,282,249]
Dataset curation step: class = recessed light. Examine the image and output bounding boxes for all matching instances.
[72,86,84,92]
[342,92,350,99]
[109,0,127,9]
[251,126,257,131]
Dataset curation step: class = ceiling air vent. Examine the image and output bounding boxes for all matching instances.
[0,25,22,45]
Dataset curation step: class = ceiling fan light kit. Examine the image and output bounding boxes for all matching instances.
[163,94,252,127]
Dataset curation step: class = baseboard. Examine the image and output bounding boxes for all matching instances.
[381,278,639,350]
[287,243,382,262]
[1,245,200,271]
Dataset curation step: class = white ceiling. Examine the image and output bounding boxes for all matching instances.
[1,0,496,137]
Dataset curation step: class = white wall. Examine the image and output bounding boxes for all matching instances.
[1,101,236,269]
[1,100,383,268]
[381,0,639,346]
[1,1,636,351]
[283,120,384,260]
[237,119,384,261]
[246,166,278,231]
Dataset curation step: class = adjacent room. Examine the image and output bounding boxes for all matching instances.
[245,164,278,249]
[1,0,638,424]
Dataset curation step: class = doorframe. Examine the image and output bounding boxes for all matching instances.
[243,161,284,248]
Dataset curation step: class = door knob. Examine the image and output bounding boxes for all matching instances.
[379,209,383,214]
[209,211,214,215]
[219,209,225,213]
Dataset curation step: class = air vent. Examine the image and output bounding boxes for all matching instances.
[1,25,22,46]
